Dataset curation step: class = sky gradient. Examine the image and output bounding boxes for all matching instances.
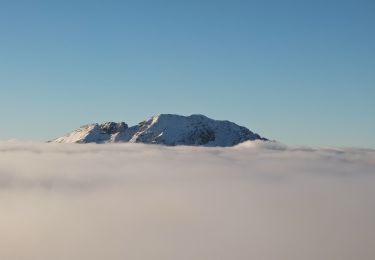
[0,0,374,147]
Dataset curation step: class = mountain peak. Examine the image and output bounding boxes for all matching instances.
[51,114,267,146]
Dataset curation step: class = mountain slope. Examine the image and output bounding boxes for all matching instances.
[51,114,267,146]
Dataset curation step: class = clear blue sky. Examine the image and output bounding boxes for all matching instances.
[0,0,374,147]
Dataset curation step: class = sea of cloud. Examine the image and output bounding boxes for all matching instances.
[0,141,374,260]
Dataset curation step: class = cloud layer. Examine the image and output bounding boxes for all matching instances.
[0,141,374,260]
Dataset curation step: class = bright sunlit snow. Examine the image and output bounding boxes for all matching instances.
[52,114,266,146]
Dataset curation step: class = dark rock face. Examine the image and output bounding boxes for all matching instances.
[100,122,128,134]
[186,127,216,145]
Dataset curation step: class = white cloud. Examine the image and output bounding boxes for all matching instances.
[0,141,374,260]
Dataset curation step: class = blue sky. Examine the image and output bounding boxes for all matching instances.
[0,0,374,147]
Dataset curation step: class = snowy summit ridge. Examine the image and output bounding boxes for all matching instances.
[51,114,267,146]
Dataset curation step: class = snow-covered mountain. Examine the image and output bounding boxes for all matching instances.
[51,114,267,146]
